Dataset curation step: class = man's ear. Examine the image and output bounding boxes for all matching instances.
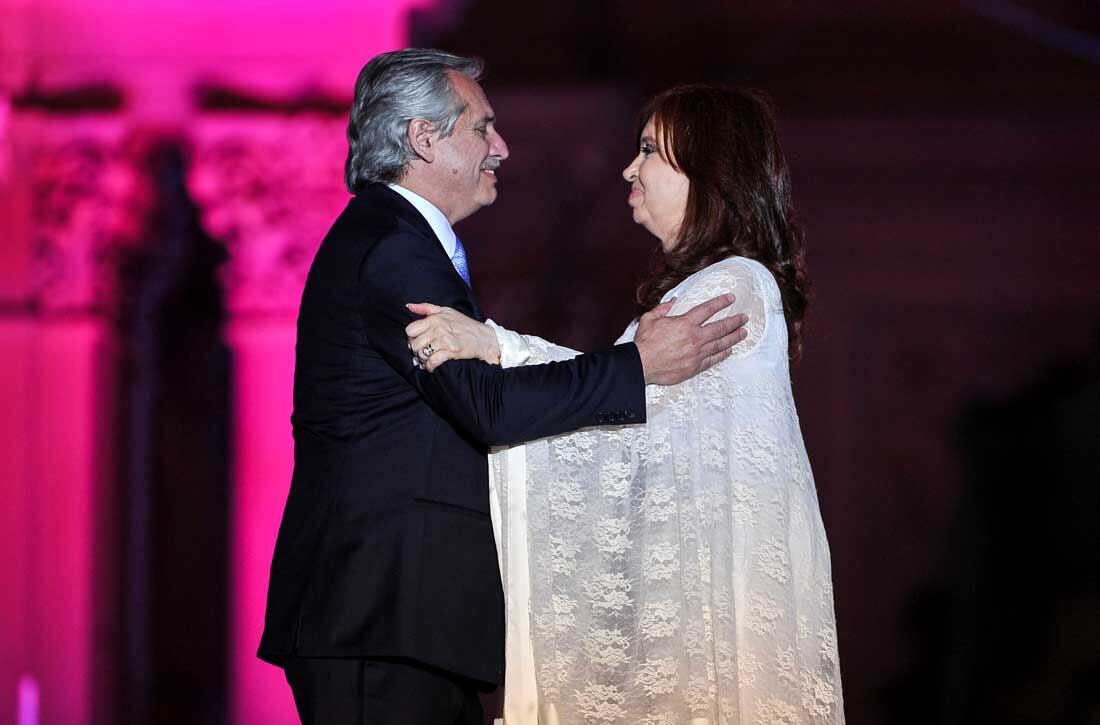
[407,119,436,163]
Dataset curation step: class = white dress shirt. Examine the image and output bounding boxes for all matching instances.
[387,183,457,259]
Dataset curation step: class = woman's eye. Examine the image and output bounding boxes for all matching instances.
[640,144,655,156]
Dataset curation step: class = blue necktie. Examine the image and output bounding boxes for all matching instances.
[451,236,471,288]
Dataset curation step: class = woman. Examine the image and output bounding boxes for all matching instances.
[407,85,844,725]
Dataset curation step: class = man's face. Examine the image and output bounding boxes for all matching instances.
[430,73,509,224]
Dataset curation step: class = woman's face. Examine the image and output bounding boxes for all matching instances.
[622,118,690,251]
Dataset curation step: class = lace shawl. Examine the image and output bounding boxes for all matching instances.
[491,257,844,724]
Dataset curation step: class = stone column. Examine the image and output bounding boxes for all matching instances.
[187,114,348,725]
[0,112,147,725]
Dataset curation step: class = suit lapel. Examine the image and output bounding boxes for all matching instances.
[359,185,485,322]
[467,288,484,323]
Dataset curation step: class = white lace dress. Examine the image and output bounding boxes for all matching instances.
[486,256,844,725]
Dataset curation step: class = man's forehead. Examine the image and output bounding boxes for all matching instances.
[450,72,495,121]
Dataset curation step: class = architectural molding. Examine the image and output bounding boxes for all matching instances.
[20,114,150,314]
[187,114,349,315]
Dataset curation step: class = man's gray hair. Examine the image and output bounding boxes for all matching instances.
[344,48,484,192]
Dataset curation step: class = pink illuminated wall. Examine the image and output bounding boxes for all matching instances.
[188,112,350,724]
[0,1,431,723]
[0,114,134,725]
[226,322,299,724]
[2,0,427,117]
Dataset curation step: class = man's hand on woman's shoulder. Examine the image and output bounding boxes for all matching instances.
[635,294,748,386]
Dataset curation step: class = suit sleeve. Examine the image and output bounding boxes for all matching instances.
[361,231,646,446]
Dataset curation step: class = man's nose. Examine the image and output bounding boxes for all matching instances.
[491,130,509,160]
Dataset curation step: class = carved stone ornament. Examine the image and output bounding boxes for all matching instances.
[24,115,151,314]
[186,115,350,315]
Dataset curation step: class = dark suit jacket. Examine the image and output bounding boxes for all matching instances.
[257,184,645,685]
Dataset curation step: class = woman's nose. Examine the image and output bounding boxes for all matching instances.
[623,155,639,182]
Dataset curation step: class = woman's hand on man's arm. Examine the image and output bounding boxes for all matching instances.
[405,302,502,372]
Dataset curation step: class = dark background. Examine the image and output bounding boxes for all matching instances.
[411,2,1100,723]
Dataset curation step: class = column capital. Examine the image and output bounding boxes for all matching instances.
[20,114,151,315]
[187,114,349,317]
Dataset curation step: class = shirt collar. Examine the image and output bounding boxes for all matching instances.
[387,183,457,259]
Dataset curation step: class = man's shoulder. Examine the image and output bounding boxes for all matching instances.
[323,186,434,252]
[331,189,398,238]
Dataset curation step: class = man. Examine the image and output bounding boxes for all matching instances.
[258,49,747,724]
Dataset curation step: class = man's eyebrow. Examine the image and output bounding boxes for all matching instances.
[476,114,495,126]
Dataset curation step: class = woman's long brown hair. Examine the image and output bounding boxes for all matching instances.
[635,85,809,360]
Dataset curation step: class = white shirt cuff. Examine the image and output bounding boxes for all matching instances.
[486,319,531,368]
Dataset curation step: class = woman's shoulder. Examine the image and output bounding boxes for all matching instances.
[665,256,774,299]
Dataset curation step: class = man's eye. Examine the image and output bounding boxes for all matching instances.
[475,126,488,137]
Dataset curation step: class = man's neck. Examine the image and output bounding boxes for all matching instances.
[395,174,457,225]
[387,181,458,259]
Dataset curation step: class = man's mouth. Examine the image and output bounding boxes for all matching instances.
[481,159,501,177]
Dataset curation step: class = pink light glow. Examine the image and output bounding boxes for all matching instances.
[3,0,434,721]
[10,0,435,114]
[17,675,38,725]
[227,320,299,725]
[23,320,109,725]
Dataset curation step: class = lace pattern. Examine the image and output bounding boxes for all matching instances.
[495,257,844,724]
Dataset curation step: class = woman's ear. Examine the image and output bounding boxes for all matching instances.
[407,118,436,163]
